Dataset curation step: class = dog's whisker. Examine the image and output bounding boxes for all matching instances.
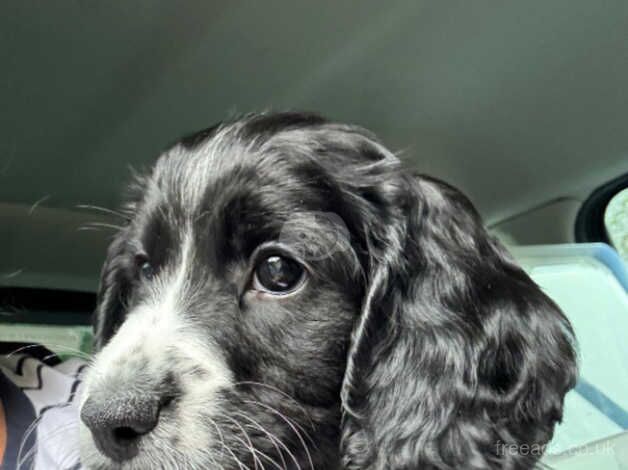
[80,221,124,231]
[241,401,307,470]
[224,411,292,470]
[2,268,24,279]
[226,414,268,470]
[76,226,104,232]
[241,392,317,451]
[38,427,82,470]
[243,399,314,470]
[75,204,128,219]
[16,412,51,468]
[4,342,93,362]
[233,381,316,431]
[28,194,50,215]
[198,444,226,470]
[208,416,249,470]
[18,420,78,470]
[233,411,287,470]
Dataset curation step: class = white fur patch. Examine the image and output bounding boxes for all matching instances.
[80,230,233,466]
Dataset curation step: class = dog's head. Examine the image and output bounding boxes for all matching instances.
[79,112,577,470]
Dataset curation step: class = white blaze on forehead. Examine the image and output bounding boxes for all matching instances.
[155,123,254,210]
[83,229,232,401]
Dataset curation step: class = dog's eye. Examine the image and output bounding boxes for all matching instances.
[140,261,155,280]
[253,255,305,294]
[135,256,155,281]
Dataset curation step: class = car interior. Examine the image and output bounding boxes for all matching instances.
[1,1,627,469]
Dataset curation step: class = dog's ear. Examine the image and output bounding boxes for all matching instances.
[92,230,131,351]
[92,173,146,351]
[340,174,577,469]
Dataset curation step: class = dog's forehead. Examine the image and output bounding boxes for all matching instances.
[141,115,391,219]
[150,146,303,223]
[152,125,322,212]
[133,131,343,268]
[130,118,393,268]
[153,137,253,212]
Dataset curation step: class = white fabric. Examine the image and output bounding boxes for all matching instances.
[0,354,86,470]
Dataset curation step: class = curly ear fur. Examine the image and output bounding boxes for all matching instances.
[340,172,577,470]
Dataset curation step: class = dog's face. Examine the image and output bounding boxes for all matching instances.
[80,113,577,470]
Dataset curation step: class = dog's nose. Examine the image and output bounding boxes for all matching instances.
[80,394,162,462]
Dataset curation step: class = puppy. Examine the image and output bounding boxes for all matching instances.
[79,112,577,469]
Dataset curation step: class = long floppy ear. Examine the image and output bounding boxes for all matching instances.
[92,173,146,351]
[92,230,131,351]
[340,173,577,470]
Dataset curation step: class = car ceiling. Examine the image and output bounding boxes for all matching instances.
[1,0,628,290]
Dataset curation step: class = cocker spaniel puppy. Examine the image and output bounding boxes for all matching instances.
[79,112,577,470]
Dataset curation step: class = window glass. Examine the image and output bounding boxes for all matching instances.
[604,187,628,262]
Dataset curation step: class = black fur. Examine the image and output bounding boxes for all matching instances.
[85,112,577,469]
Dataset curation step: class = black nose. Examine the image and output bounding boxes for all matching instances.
[80,394,162,462]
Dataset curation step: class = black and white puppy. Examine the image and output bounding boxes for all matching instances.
[79,112,577,470]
